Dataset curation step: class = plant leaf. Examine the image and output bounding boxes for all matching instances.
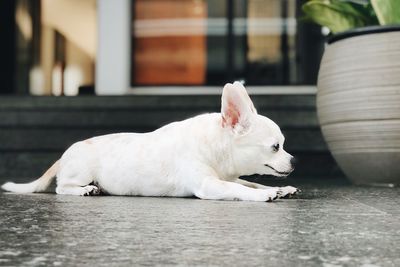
[342,0,369,5]
[345,2,380,25]
[302,0,368,33]
[371,0,400,25]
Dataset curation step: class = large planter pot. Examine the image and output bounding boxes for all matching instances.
[317,26,400,186]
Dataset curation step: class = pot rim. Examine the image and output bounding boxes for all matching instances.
[327,24,400,44]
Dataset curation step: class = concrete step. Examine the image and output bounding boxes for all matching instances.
[0,151,342,180]
[0,128,327,152]
[0,95,344,180]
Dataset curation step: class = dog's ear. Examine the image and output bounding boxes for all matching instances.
[221,83,255,132]
[233,81,257,115]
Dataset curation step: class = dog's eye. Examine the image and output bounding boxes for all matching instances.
[272,143,280,152]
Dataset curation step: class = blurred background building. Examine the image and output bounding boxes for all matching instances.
[0,0,324,95]
[0,0,343,182]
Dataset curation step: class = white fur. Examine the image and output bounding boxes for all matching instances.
[1,82,299,201]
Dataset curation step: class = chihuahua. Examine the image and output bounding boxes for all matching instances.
[2,82,298,201]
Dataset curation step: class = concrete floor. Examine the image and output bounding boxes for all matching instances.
[0,185,399,267]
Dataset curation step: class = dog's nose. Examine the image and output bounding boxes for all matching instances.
[290,157,297,169]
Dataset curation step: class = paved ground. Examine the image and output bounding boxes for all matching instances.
[0,184,399,267]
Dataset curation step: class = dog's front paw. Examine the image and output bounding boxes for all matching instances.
[263,188,280,202]
[278,186,300,198]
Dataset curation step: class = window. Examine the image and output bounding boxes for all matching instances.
[0,0,324,95]
[0,0,96,96]
[131,0,324,86]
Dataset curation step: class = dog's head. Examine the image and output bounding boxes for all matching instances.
[221,82,295,177]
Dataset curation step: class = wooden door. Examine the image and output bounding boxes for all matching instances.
[133,0,207,85]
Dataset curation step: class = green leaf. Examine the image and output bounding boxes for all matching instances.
[371,0,400,25]
[330,1,369,19]
[346,2,380,25]
[302,0,369,33]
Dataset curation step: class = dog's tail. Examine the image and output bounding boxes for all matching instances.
[1,160,60,194]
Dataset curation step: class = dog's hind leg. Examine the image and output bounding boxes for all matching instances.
[55,161,99,196]
[56,185,100,196]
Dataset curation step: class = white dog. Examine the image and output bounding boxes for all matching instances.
[2,82,299,201]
